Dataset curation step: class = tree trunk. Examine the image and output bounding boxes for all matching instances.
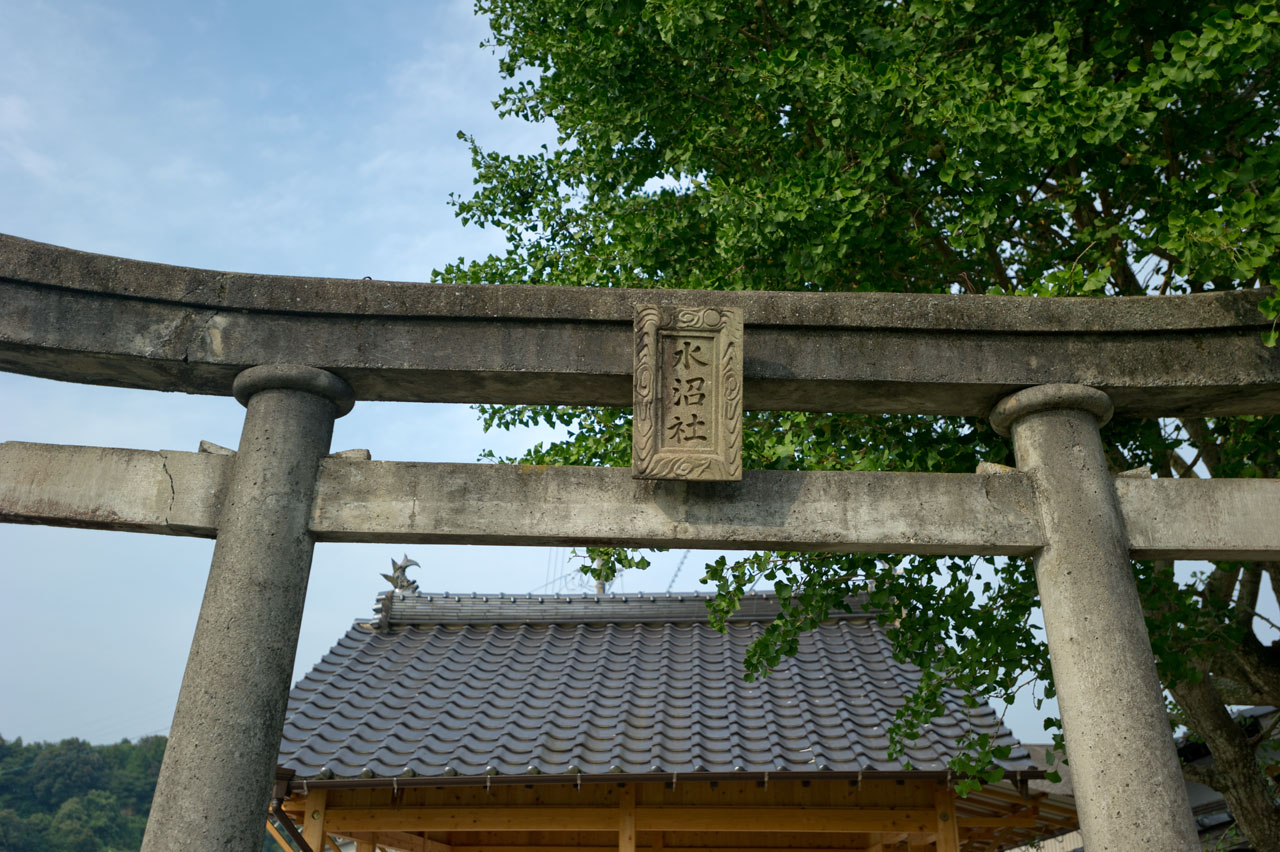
[1172,674,1280,852]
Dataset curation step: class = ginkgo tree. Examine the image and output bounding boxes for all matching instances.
[437,0,1280,846]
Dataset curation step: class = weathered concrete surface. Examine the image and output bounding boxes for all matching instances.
[312,461,1044,554]
[3,233,1279,415]
[0,442,230,535]
[140,367,352,852]
[997,384,1198,852]
[1118,477,1280,560]
[6,440,1280,558]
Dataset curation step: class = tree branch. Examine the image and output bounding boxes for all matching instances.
[1180,760,1219,788]
[1171,673,1280,849]
[1238,566,1264,632]
[1204,563,1242,608]
[1179,417,1223,476]
[1215,634,1280,709]
[985,244,1015,292]
[1212,675,1268,706]
[1168,451,1202,479]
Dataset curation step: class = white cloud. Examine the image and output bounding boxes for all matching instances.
[0,91,57,181]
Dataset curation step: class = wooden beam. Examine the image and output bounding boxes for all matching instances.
[620,785,637,852]
[448,847,907,852]
[326,837,343,852]
[345,831,437,852]
[956,815,1038,829]
[963,787,1074,817]
[302,789,329,852]
[933,787,959,852]
[324,807,939,835]
[447,846,624,852]
[634,807,936,834]
[327,808,619,834]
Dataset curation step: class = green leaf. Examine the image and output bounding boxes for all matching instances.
[448,0,1280,821]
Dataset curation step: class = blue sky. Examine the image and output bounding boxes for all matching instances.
[0,0,735,745]
[0,0,1061,745]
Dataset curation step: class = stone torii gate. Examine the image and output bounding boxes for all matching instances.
[2,233,1279,852]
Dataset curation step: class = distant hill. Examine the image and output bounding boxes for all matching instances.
[0,734,165,852]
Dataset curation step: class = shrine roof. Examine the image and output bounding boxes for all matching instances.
[277,592,1035,784]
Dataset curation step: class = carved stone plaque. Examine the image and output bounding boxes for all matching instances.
[633,305,743,481]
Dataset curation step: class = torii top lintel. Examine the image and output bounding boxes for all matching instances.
[2,232,1278,417]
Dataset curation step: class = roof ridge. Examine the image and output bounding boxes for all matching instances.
[387,590,778,599]
[371,590,876,628]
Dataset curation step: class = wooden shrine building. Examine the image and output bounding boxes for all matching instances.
[271,593,1076,852]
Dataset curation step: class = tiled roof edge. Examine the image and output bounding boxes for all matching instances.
[279,766,1048,791]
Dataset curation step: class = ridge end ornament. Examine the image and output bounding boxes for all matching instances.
[632,304,743,481]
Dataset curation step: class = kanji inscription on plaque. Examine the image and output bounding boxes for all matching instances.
[633,305,743,481]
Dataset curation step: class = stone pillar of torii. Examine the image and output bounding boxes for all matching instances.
[140,366,354,852]
[3,233,1278,851]
[993,385,1199,849]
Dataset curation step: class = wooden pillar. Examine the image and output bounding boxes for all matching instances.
[303,788,330,851]
[934,784,960,852]
[619,784,637,852]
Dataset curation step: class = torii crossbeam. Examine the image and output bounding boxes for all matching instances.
[3,233,1279,852]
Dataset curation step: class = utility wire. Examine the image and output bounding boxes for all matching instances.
[666,550,691,592]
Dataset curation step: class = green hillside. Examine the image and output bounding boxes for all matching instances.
[0,735,165,852]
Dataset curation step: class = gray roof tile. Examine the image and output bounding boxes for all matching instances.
[279,592,1032,781]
